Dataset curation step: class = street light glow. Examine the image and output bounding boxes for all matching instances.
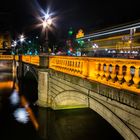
[20,38,24,42]
[19,34,25,43]
[47,18,52,26]
[42,20,47,28]
[44,13,50,20]
[42,17,52,29]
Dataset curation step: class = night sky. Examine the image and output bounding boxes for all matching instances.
[0,0,140,38]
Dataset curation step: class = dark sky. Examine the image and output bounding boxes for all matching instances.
[1,0,140,38]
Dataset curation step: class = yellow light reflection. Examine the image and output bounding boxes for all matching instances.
[0,81,13,89]
[14,83,39,129]
[21,96,39,130]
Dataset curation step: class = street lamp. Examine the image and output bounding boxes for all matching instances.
[20,35,25,42]
[11,40,17,54]
[19,34,25,54]
[42,17,52,53]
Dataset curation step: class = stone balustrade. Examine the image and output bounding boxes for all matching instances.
[1,54,140,94]
[0,55,14,60]
[21,55,40,65]
[49,56,140,94]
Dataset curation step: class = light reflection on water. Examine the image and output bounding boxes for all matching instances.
[13,108,29,124]
[0,62,40,139]
[9,90,20,106]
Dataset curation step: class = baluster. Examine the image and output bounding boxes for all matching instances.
[82,60,89,77]
[99,63,104,80]
[93,62,99,78]
[133,66,140,88]
[110,64,116,82]
[124,65,132,86]
[117,64,123,84]
[104,64,110,81]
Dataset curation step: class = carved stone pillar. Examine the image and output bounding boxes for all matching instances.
[37,70,49,107]
[104,64,110,81]
[133,66,140,88]
[99,63,104,80]
[110,64,116,82]
[124,65,132,86]
[117,64,123,84]
[94,62,99,78]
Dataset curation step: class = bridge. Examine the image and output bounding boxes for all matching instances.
[0,54,139,140]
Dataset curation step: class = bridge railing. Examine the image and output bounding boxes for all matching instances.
[1,54,140,94]
[21,55,40,66]
[49,56,140,94]
[0,55,14,60]
[20,55,49,67]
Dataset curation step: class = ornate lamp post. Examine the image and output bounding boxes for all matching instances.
[42,16,52,53]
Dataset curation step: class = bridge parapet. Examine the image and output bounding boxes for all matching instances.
[0,55,14,60]
[49,56,140,94]
[2,54,140,94]
[21,55,49,67]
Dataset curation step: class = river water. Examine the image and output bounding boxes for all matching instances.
[0,62,124,140]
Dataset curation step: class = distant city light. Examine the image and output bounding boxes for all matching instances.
[92,43,98,48]
[14,41,17,46]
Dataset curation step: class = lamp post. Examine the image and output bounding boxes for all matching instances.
[13,41,17,54]
[42,17,52,54]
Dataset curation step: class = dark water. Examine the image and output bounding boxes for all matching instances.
[0,65,124,140]
[37,107,125,140]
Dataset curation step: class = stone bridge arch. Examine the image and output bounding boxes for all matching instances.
[51,90,139,140]
[37,69,140,140]
[51,90,88,109]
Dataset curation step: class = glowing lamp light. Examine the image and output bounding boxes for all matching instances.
[14,41,17,46]
[42,18,52,28]
[19,35,25,43]
[43,20,47,28]
[47,18,52,25]
[20,38,24,42]
[44,13,50,20]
